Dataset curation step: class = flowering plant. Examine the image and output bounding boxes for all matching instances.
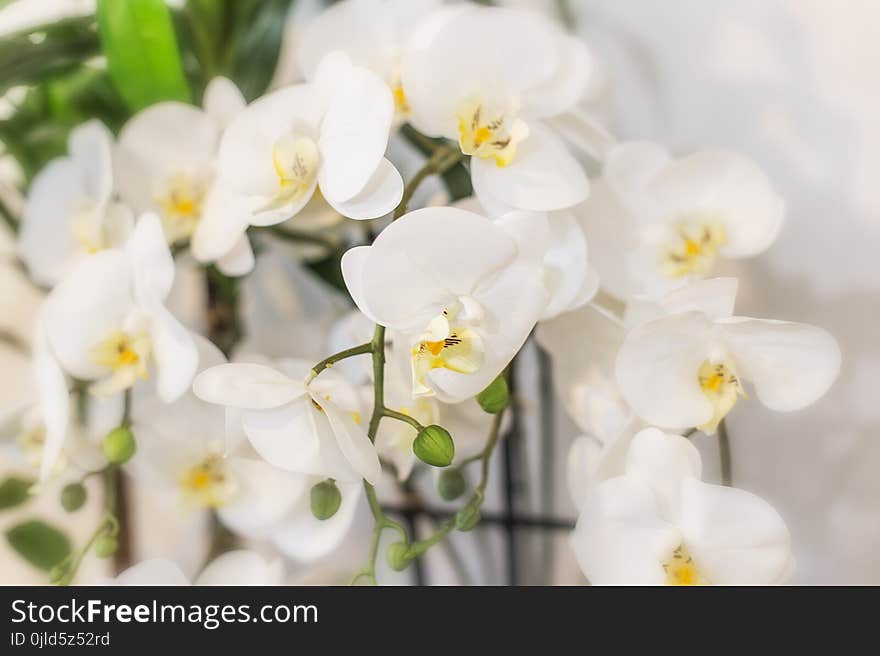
[0,0,841,586]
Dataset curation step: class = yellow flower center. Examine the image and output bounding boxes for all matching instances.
[180,454,237,508]
[662,219,727,277]
[697,360,745,434]
[411,309,485,397]
[70,204,106,254]
[663,544,709,585]
[392,82,411,117]
[157,172,207,243]
[456,97,528,167]
[258,134,320,212]
[89,330,151,396]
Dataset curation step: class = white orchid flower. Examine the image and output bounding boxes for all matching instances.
[18,120,133,287]
[0,396,124,480]
[114,77,254,275]
[1,392,125,481]
[571,427,793,585]
[236,245,351,361]
[400,5,592,212]
[297,0,442,123]
[128,337,277,508]
[212,51,402,252]
[455,195,599,319]
[577,142,785,300]
[341,206,550,402]
[127,336,362,562]
[269,477,366,563]
[537,302,636,507]
[113,550,282,586]
[192,358,381,485]
[34,213,198,478]
[615,278,841,433]
[537,303,629,438]
[566,420,643,512]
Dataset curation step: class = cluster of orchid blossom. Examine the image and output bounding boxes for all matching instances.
[3,0,841,586]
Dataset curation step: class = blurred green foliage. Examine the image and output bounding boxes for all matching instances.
[183,0,295,102]
[97,0,191,111]
[6,519,71,571]
[0,0,297,190]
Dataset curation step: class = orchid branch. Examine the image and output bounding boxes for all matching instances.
[261,224,340,253]
[718,419,733,486]
[308,341,373,380]
[349,144,472,584]
[394,147,462,220]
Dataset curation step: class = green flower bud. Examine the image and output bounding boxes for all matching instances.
[94,534,118,559]
[437,469,466,501]
[60,483,87,512]
[386,542,411,572]
[310,479,342,520]
[476,376,509,414]
[102,426,136,465]
[455,502,481,531]
[413,425,455,467]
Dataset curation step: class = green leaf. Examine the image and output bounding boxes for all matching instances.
[0,67,128,185]
[182,0,226,83]
[6,520,72,571]
[228,0,294,101]
[0,17,100,96]
[0,477,34,510]
[97,0,191,111]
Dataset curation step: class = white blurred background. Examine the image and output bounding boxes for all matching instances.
[1,0,879,584]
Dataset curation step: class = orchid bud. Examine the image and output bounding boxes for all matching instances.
[386,542,411,572]
[437,469,466,501]
[310,479,342,520]
[477,376,509,414]
[60,483,87,512]
[94,535,118,559]
[413,425,455,467]
[102,426,136,465]
[455,502,481,532]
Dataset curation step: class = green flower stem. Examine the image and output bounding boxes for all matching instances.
[308,342,373,381]
[54,468,122,586]
[557,0,577,30]
[405,410,504,560]
[54,512,118,586]
[683,423,733,486]
[393,147,463,220]
[382,408,424,432]
[718,419,733,486]
[398,123,445,154]
[121,387,132,427]
[453,453,483,469]
[349,324,400,586]
[261,224,340,253]
[350,482,408,586]
[108,388,132,572]
[366,324,387,438]
[341,139,473,584]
